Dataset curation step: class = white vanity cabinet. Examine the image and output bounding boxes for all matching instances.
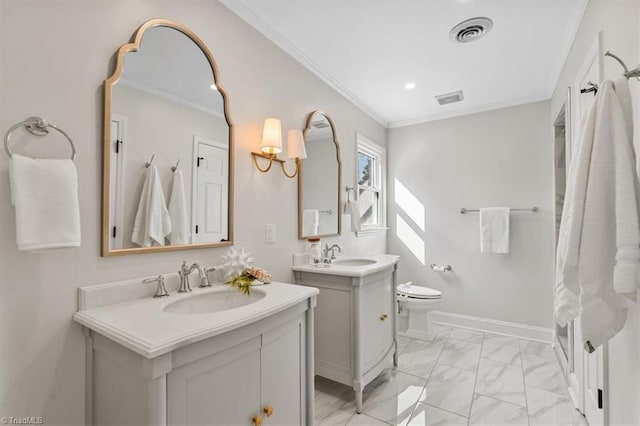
[168,315,305,425]
[74,281,318,426]
[292,255,399,413]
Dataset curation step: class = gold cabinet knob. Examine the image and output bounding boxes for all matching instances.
[253,415,263,426]
[263,405,274,417]
[380,314,388,321]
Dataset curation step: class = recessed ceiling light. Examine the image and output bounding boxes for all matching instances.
[404,82,417,90]
[210,83,218,91]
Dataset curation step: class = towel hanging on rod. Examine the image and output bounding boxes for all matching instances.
[4,116,76,160]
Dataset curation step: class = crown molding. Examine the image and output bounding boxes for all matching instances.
[118,77,225,120]
[388,92,550,129]
[220,0,389,128]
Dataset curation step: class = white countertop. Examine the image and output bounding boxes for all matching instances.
[73,282,318,359]
[291,254,399,277]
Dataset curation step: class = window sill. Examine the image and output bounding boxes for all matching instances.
[356,227,388,237]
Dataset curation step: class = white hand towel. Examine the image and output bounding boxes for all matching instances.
[167,169,191,245]
[345,200,362,232]
[302,209,319,236]
[9,154,81,251]
[131,164,172,247]
[479,207,510,254]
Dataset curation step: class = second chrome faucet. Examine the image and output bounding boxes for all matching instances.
[178,261,216,292]
[323,244,343,262]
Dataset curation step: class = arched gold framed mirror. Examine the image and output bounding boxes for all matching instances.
[102,19,234,256]
[298,110,342,239]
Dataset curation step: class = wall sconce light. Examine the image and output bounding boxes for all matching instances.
[251,118,307,178]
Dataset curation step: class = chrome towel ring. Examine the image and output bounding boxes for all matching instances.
[4,116,76,160]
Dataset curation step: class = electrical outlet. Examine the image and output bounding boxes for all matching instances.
[265,224,276,244]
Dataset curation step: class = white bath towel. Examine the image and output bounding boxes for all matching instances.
[555,79,638,351]
[610,79,640,300]
[167,169,191,245]
[345,199,362,232]
[555,99,596,327]
[131,164,172,247]
[479,207,510,254]
[9,154,81,251]
[302,209,319,236]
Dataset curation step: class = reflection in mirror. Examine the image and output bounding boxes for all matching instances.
[299,111,342,239]
[103,19,233,255]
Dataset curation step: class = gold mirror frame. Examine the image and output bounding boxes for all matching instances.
[298,110,342,239]
[102,18,234,256]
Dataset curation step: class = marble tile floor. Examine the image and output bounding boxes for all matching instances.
[315,324,588,426]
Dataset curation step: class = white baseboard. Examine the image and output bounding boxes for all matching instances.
[430,311,553,343]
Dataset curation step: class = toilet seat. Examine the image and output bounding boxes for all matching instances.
[397,283,442,300]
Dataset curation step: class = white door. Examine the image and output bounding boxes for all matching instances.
[571,31,606,426]
[191,136,229,243]
[109,115,127,249]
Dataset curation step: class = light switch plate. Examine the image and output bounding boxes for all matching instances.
[265,224,276,244]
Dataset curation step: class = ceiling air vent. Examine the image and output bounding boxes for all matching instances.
[435,90,464,105]
[450,17,493,43]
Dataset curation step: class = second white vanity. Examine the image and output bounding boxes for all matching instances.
[292,254,399,413]
[74,277,318,426]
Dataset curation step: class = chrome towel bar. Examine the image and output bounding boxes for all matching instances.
[460,207,538,214]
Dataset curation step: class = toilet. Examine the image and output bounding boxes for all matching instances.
[396,282,443,341]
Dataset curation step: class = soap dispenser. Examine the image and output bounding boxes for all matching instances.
[307,237,321,265]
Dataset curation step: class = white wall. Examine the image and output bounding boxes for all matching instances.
[388,101,553,329]
[550,1,640,424]
[0,1,387,423]
[112,84,229,248]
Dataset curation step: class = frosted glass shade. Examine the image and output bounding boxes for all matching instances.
[260,118,282,155]
[287,130,307,159]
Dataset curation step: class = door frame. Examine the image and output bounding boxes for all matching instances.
[190,135,229,243]
[109,114,127,249]
[569,31,607,426]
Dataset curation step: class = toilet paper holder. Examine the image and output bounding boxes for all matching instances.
[430,264,452,272]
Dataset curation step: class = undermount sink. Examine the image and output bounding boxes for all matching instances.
[332,258,377,267]
[163,289,266,315]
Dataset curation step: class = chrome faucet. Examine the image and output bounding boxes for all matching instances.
[178,261,196,292]
[196,265,216,288]
[323,244,343,262]
[142,275,169,298]
[179,261,216,292]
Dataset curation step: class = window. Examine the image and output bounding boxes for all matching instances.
[356,133,386,235]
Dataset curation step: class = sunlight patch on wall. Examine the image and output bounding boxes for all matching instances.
[396,214,425,265]
[395,178,425,231]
